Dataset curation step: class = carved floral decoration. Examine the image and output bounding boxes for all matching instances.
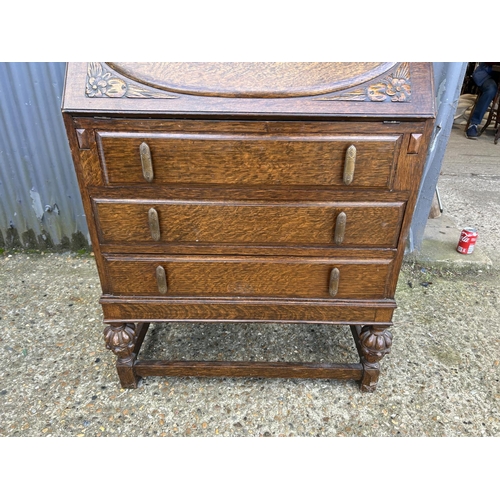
[86,63,178,99]
[316,63,412,102]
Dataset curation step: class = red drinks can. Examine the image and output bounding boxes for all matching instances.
[457,227,478,254]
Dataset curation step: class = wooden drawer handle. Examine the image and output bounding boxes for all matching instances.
[148,208,161,241]
[156,265,168,294]
[140,142,154,182]
[329,268,340,297]
[343,145,356,185]
[334,211,347,244]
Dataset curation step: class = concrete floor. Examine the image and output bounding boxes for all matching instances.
[0,123,499,441]
[415,122,500,268]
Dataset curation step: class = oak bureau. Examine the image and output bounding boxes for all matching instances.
[62,63,435,391]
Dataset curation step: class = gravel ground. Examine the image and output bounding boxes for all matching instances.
[1,252,498,438]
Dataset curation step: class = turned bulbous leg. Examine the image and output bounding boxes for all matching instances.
[103,323,140,388]
[359,326,393,364]
[355,325,393,392]
[104,323,137,361]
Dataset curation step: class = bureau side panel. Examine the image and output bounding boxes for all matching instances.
[388,118,436,296]
[62,113,110,290]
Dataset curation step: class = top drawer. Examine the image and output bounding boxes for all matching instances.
[96,131,402,189]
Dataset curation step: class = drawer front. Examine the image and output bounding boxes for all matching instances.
[96,132,402,188]
[94,199,405,248]
[103,256,393,299]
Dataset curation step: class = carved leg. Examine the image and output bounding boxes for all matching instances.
[104,322,143,389]
[351,325,393,392]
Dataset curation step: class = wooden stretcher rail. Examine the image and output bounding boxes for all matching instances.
[134,359,364,380]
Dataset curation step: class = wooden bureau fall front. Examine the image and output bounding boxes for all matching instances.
[62,63,435,392]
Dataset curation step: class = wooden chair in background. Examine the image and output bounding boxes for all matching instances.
[466,83,500,144]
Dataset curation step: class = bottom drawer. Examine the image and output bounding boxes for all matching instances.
[102,255,393,300]
[100,296,396,324]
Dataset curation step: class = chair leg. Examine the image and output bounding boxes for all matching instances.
[493,93,500,144]
[480,89,500,135]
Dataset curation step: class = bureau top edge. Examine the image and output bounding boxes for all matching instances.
[61,110,436,121]
[62,62,436,119]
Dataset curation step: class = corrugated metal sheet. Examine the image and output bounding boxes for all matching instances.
[0,62,89,251]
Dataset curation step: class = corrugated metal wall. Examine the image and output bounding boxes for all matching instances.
[0,62,89,251]
[0,62,464,253]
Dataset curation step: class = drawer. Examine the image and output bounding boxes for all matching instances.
[96,131,402,188]
[93,199,405,248]
[102,255,393,300]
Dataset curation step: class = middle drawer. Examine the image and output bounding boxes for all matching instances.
[93,199,405,248]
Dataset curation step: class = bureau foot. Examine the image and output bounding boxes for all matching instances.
[351,325,392,392]
[103,322,150,389]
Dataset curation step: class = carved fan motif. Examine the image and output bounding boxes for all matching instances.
[315,63,412,102]
[86,63,178,99]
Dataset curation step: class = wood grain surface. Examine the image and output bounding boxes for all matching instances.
[62,62,435,118]
[100,296,396,323]
[133,359,365,380]
[97,132,401,188]
[107,62,398,98]
[102,255,393,299]
[93,199,405,248]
